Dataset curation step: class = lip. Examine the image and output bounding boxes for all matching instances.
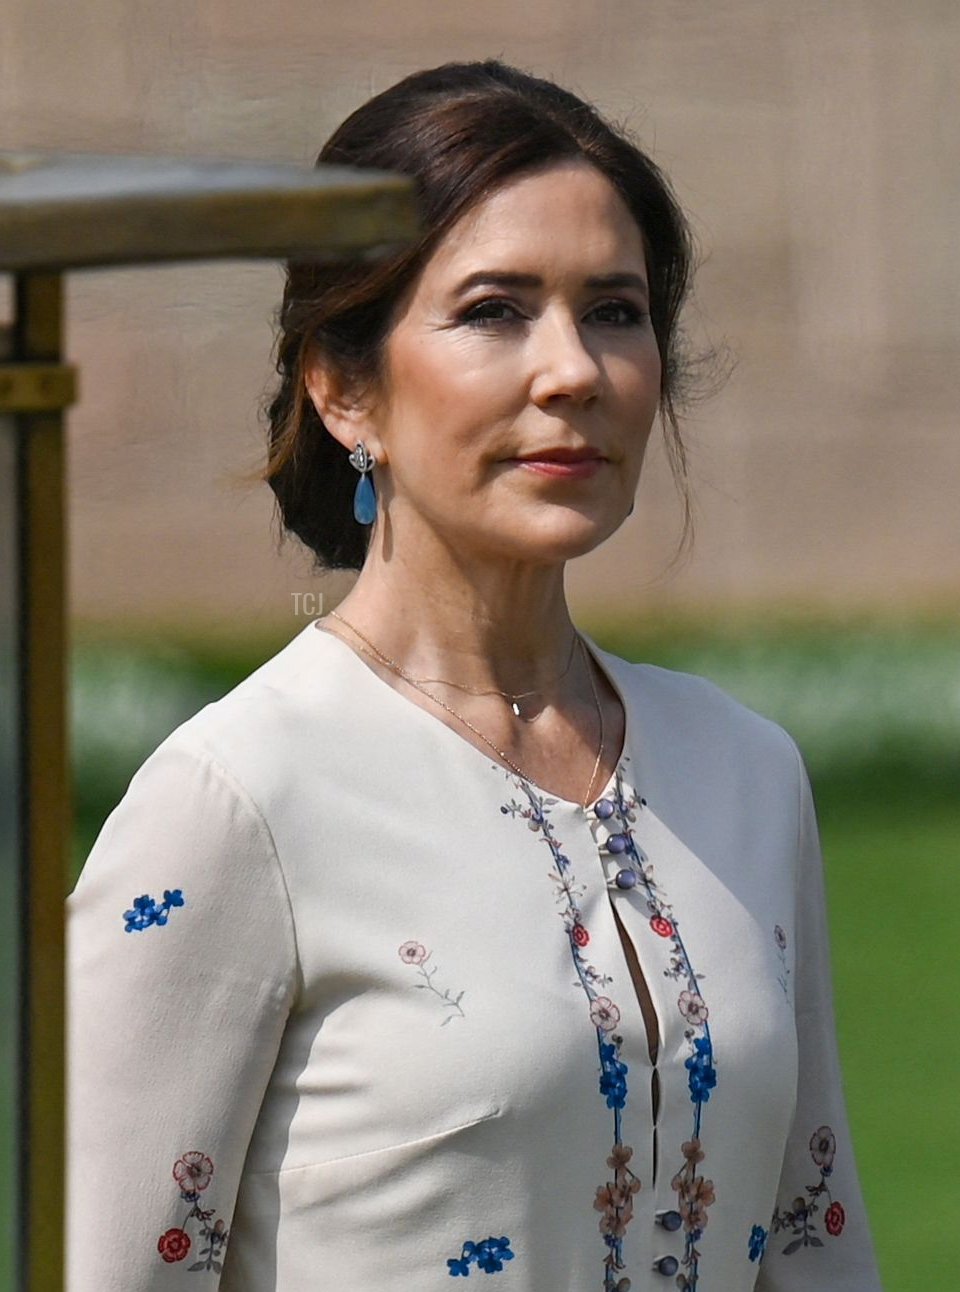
[512,458,605,479]
[514,446,606,464]
[510,446,607,479]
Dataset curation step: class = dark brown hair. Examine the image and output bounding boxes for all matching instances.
[263,58,699,571]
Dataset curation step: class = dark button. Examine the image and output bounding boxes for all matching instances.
[594,797,616,819]
[653,1255,680,1276]
[656,1209,683,1232]
[614,869,637,890]
[605,832,629,854]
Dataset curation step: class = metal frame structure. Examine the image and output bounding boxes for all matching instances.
[0,151,416,1290]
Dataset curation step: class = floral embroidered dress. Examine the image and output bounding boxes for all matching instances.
[67,622,882,1291]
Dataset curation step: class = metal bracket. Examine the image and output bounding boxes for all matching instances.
[0,362,77,412]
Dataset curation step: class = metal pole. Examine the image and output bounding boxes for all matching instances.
[1,273,72,1291]
[0,325,23,1290]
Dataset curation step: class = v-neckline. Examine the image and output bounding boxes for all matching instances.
[308,618,632,812]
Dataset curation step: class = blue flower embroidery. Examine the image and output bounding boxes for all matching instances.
[685,1036,717,1104]
[447,1236,514,1277]
[748,1224,768,1262]
[599,1041,628,1111]
[123,889,184,932]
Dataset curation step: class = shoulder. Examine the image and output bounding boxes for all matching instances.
[588,639,806,848]
[138,622,349,805]
[72,635,323,921]
[586,640,812,881]
[596,642,801,768]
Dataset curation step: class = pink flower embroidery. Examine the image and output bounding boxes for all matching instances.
[593,1142,642,1240]
[678,1175,717,1232]
[398,941,428,965]
[173,1151,213,1196]
[572,922,591,948]
[399,942,464,1022]
[809,1126,836,1171]
[681,1137,705,1164]
[671,1143,717,1236]
[590,996,621,1032]
[650,914,674,938]
[678,990,709,1026]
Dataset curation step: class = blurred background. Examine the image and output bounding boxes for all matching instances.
[3,1,958,1287]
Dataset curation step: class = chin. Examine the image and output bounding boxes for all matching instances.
[478,509,628,565]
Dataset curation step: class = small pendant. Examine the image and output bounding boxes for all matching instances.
[510,697,545,723]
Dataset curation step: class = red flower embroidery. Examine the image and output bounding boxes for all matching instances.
[572,923,590,948]
[650,915,673,938]
[157,1228,191,1263]
[824,1201,846,1236]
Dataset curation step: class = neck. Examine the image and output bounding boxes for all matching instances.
[329,531,582,694]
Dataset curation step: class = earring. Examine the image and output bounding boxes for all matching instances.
[348,441,377,524]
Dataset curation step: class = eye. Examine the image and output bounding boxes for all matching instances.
[459,298,524,328]
[589,300,649,327]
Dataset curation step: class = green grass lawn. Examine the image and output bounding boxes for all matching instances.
[818,796,956,1288]
[62,611,958,1289]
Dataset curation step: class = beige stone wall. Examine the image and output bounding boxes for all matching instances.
[3,0,958,630]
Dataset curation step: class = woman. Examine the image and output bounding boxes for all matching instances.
[67,60,882,1291]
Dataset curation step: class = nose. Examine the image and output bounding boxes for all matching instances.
[528,309,601,406]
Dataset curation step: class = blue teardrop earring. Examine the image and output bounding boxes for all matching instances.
[348,441,377,525]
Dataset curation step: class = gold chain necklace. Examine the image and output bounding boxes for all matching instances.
[413,629,579,721]
[328,609,577,718]
[321,611,606,808]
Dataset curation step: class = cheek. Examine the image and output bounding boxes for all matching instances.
[388,335,519,429]
[610,345,662,416]
[392,376,525,475]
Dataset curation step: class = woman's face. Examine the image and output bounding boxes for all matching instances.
[320,159,662,567]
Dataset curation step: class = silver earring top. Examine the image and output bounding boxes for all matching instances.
[348,442,374,473]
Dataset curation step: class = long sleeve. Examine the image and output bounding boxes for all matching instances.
[756,742,882,1289]
[67,735,299,1291]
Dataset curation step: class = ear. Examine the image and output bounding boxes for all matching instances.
[303,354,387,463]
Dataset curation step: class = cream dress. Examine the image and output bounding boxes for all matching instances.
[67,620,882,1291]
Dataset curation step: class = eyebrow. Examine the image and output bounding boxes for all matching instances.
[451,270,649,298]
